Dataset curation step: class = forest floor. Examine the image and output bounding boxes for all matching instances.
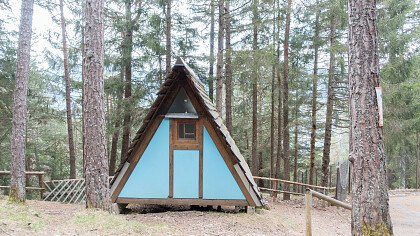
[0,190,418,235]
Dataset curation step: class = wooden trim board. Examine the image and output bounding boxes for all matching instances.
[116,197,248,206]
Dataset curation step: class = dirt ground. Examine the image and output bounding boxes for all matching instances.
[389,190,420,235]
[0,190,418,235]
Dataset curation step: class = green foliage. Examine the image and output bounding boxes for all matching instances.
[378,0,420,189]
[0,0,417,194]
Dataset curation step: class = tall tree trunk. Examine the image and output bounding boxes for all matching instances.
[10,0,35,202]
[321,14,337,187]
[60,0,76,179]
[215,0,224,114]
[209,0,215,101]
[282,0,292,201]
[270,0,277,189]
[309,8,320,186]
[83,0,110,210]
[348,0,393,233]
[165,0,171,75]
[106,96,111,161]
[224,0,232,133]
[109,109,121,176]
[274,0,282,198]
[251,0,259,177]
[416,132,419,189]
[293,94,299,192]
[120,0,133,162]
[109,66,124,176]
[81,1,86,171]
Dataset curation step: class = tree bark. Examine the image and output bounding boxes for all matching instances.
[251,0,259,177]
[109,66,124,176]
[282,0,292,200]
[293,94,299,192]
[416,132,419,189]
[274,0,282,198]
[83,0,110,210]
[270,0,277,189]
[348,0,393,233]
[60,0,77,179]
[309,8,320,186]
[224,0,232,133]
[165,0,171,75]
[321,14,337,187]
[209,0,215,101]
[109,110,121,176]
[215,0,224,114]
[10,0,35,202]
[120,0,134,163]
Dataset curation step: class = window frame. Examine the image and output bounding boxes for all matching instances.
[178,122,196,140]
[171,119,200,149]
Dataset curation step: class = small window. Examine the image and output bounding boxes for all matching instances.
[178,122,196,140]
[168,88,197,114]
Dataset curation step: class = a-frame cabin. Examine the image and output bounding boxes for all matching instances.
[110,58,263,210]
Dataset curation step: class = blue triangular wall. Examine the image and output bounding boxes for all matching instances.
[202,127,245,200]
[118,119,245,200]
[119,119,169,198]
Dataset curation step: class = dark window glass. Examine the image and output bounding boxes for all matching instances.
[178,122,196,140]
[168,88,197,114]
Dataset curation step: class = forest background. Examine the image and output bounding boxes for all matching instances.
[0,0,419,194]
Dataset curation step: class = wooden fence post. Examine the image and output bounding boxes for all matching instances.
[301,172,304,193]
[38,173,45,199]
[347,164,351,194]
[335,166,340,200]
[305,189,312,236]
[329,165,332,188]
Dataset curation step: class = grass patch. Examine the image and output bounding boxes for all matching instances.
[71,210,166,234]
[0,198,46,232]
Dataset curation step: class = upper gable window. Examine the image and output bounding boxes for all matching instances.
[178,122,196,140]
[167,88,197,114]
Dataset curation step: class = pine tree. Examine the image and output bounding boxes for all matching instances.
[251,0,259,177]
[282,0,292,200]
[348,0,393,233]
[308,6,320,186]
[9,0,35,202]
[83,0,110,210]
[165,0,172,75]
[225,0,232,133]
[120,0,142,162]
[321,7,337,187]
[59,0,76,179]
[215,0,224,114]
[208,0,215,101]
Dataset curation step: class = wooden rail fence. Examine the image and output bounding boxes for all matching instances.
[305,188,351,236]
[253,176,336,196]
[0,171,46,198]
